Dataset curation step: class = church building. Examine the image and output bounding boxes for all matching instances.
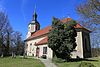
[25,9,91,59]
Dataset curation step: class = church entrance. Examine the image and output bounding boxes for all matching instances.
[36,47,40,58]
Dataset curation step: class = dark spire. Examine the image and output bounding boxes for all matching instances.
[33,5,37,21]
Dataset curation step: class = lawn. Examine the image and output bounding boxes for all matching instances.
[0,57,45,67]
[54,57,100,67]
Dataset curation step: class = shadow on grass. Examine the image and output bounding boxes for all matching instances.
[69,58,98,62]
[0,56,30,60]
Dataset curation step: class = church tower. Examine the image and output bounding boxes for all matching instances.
[27,7,40,38]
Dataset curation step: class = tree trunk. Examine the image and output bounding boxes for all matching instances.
[1,52,4,57]
[12,52,16,58]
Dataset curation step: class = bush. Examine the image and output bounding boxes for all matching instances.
[79,62,96,67]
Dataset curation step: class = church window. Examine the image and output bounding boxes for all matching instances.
[43,47,47,54]
[30,43,32,52]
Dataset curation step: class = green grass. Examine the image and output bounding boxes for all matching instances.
[55,61,80,67]
[54,57,100,67]
[0,57,45,67]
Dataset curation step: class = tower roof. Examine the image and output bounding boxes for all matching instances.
[33,5,37,21]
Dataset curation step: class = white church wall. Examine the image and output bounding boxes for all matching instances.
[37,44,53,59]
[71,31,84,58]
[47,45,53,59]
[26,32,31,38]
[25,35,47,56]
[26,31,85,59]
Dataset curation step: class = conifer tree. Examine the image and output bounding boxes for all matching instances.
[48,17,77,60]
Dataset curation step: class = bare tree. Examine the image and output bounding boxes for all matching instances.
[11,31,24,56]
[77,0,100,57]
[4,23,13,56]
[77,0,100,24]
[0,10,24,57]
[0,11,9,57]
[0,11,8,31]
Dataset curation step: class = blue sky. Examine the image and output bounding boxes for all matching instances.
[0,0,83,39]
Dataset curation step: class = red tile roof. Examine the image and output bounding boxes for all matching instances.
[26,26,51,40]
[61,18,83,28]
[74,23,83,28]
[26,18,90,41]
[35,36,48,46]
[61,18,72,23]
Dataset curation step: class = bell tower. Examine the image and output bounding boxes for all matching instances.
[27,6,40,38]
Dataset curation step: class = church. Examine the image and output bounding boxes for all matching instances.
[24,9,91,59]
